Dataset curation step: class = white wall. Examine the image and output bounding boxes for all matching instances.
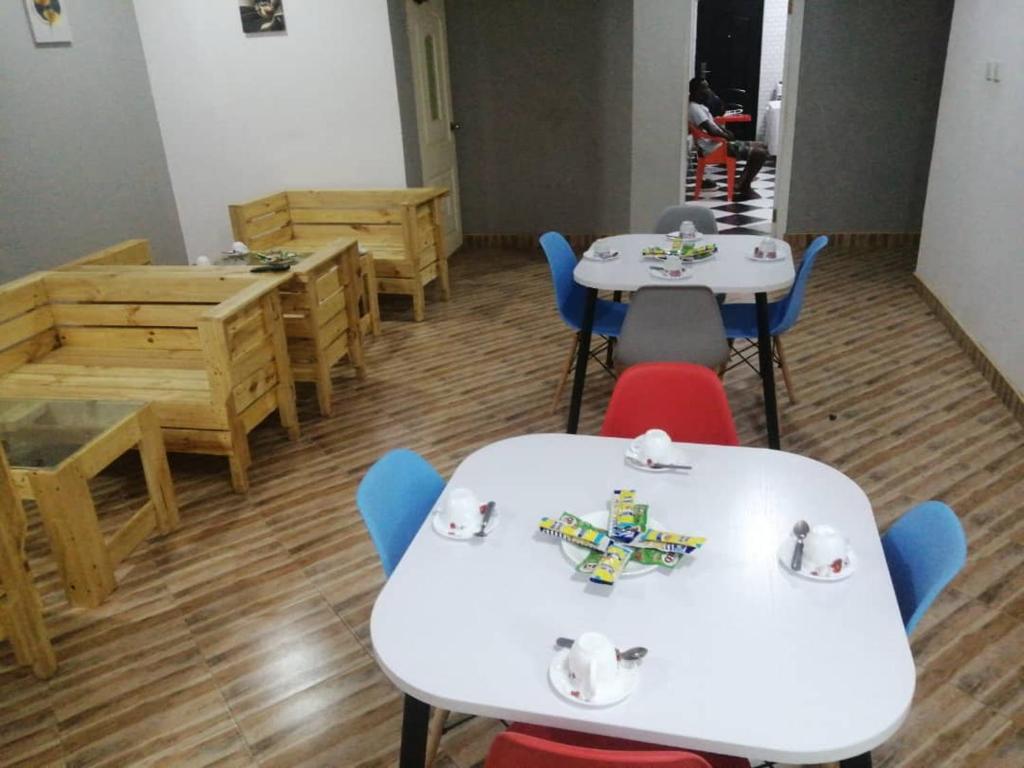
[917,0,1024,393]
[630,0,693,231]
[133,0,407,260]
[756,0,787,140]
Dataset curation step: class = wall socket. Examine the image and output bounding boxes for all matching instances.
[985,60,1001,82]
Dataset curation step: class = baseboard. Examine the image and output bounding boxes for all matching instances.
[914,274,1024,426]
[462,233,601,253]
[784,232,921,250]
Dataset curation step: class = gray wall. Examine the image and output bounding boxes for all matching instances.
[787,0,954,233]
[0,0,185,281]
[629,0,692,231]
[445,0,633,235]
[387,0,423,187]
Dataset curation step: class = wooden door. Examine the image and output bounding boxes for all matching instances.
[406,0,463,254]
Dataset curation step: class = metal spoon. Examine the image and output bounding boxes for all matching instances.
[644,460,693,471]
[474,501,495,537]
[790,520,810,571]
[555,637,648,662]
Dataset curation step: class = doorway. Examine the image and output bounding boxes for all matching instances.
[405,0,463,254]
[683,0,788,236]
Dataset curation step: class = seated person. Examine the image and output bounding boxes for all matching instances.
[688,78,768,201]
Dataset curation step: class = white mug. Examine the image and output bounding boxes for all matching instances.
[568,632,619,701]
[444,487,480,530]
[594,241,611,258]
[639,428,672,463]
[195,255,211,267]
[803,525,847,572]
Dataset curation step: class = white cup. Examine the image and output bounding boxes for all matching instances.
[803,525,847,572]
[594,241,611,258]
[568,632,619,701]
[639,428,672,463]
[444,487,480,530]
[232,241,250,255]
[195,255,211,267]
[679,220,697,240]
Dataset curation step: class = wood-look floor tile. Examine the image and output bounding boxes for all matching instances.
[1,245,1021,766]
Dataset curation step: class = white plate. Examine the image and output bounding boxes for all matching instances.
[582,250,619,262]
[777,537,857,581]
[431,507,499,540]
[648,265,691,280]
[624,439,689,473]
[745,253,785,263]
[548,648,639,707]
[559,511,663,577]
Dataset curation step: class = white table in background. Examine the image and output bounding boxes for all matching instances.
[372,434,914,767]
[765,99,783,157]
[568,234,794,449]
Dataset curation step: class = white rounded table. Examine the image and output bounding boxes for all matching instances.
[372,434,914,767]
[568,234,795,449]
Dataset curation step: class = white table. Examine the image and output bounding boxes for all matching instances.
[372,434,915,767]
[568,234,794,449]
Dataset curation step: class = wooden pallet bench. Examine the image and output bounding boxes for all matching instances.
[64,238,371,417]
[229,188,451,321]
[0,270,299,492]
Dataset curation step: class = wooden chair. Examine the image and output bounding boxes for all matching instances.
[357,250,382,338]
[688,125,736,201]
[0,445,56,679]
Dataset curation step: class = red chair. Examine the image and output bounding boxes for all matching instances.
[485,724,750,768]
[689,124,736,202]
[600,363,740,446]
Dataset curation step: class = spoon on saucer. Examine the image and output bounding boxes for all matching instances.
[790,520,810,571]
[555,637,648,662]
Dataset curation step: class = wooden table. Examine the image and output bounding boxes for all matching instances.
[0,399,179,607]
[571,234,794,449]
[371,434,914,767]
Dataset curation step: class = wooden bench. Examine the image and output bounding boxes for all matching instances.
[64,238,369,417]
[229,188,451,321]
[0,444,56,679]
[0,270,299,492]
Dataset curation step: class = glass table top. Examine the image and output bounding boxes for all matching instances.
[0,399,143,470]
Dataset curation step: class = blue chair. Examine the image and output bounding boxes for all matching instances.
[357,448,453,763]
[882,501,967,635]
[719,235,828,403]
[540,232,629,412]
[356,449,445,577]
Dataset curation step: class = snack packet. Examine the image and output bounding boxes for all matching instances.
[589,543,634,585]
[538,516,610,552]
[632,528,705,554]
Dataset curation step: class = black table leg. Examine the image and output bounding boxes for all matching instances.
[755,291,781,450]
[840,752,873,767]
[605,291,622,368]
[567,288,597,434]
[399,694,430,768]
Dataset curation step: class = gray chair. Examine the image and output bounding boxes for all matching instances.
[615,286,730,370]
[653,205,718,235]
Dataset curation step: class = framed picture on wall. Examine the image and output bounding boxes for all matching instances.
[24,0,73,45]
[239,0,286,34]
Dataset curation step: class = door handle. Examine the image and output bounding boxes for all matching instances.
[450,121,462,131]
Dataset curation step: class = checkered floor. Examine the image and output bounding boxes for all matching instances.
[682,155,776,236]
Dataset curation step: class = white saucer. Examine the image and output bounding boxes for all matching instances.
[648,265,691,280]
[624,440,689,473]
[777,537,856,581]
[548,648,639,707]
[431,508,499,540]
[583,250,619,262]
[746,253,784,263]
[559,511,662,576]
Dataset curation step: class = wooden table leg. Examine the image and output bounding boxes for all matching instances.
[29,465,116,608]
[136,405,180,534]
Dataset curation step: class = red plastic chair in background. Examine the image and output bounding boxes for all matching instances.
[485,724,750,768]
[600,363,740,446]
[688,124,736,202]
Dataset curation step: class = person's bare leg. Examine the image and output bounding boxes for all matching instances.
[737,143,768,196]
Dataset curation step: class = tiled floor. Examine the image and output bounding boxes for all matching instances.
[682,153,776,235]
